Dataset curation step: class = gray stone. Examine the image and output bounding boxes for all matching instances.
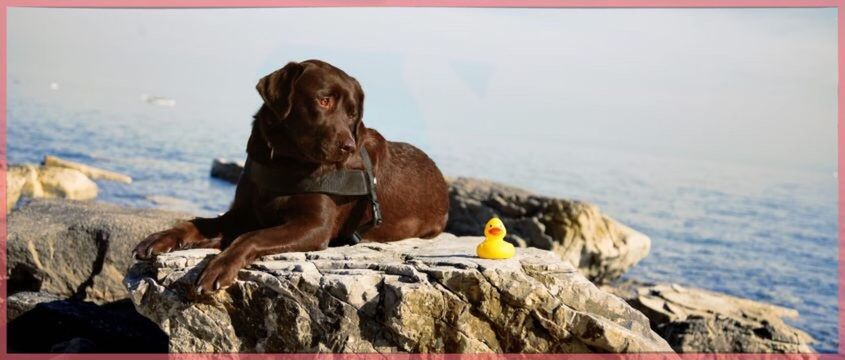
[604,281,815,353]
[210,158,244,184]
[125,234,675,353]
[7,199,190,303]
[447,177,650,283]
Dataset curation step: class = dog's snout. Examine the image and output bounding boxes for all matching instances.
[339,140,356,153]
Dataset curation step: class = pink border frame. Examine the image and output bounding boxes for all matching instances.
[0,1,841,359]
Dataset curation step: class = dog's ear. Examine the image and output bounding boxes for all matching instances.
[256,61,304,122]
[350,76,366,143]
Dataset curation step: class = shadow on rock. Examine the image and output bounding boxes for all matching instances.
[8,296,168,353]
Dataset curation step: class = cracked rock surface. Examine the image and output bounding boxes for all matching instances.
[7,199,189,303]
[606,281,814,353]
[447,177,651,283]
[125,233,674,353]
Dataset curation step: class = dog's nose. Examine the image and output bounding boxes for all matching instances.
[339,141,356,154]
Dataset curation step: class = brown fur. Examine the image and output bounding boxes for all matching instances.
[133,60,449,293]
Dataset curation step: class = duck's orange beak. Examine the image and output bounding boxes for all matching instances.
[488,227,503,236]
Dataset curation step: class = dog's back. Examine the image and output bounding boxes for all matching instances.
[361,129,449,242]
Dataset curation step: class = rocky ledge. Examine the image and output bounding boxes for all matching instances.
[606,281,814,353]
[7,195,816,353]
[125,233,673,353]
[209,165,653,285]
[7,199,189,303]
[447,177,650,284]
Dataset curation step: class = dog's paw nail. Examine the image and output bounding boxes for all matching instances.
[132,250,138,259]
[214,281,220,291]
[196,286,203,295]
[165,247,172,253]
[145,248,153,258]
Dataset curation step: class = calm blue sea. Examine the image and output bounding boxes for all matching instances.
[7,82,838,353]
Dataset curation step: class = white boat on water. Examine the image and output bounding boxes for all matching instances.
[140,94,176,107]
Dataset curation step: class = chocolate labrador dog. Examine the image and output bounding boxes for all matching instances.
[133,59,449,293]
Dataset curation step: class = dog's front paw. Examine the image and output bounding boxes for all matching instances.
[133,228,184,260]
[195,252,244,294]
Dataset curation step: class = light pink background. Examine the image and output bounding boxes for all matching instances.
[0,1,840,359]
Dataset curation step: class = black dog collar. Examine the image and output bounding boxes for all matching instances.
[242,147,382,245]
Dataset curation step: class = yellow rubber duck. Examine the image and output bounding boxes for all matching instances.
[476,217,515,259]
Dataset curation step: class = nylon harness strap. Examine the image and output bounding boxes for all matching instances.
[242,147,383,245]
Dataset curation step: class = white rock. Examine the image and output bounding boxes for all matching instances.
[43,155,132,184]
[7,164,98,212]
[37,166,97,200]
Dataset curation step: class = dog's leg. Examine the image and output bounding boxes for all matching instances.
[133,215,230,260]
[195,218,331,293]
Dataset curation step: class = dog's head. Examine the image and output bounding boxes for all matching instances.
[256,59,365,164]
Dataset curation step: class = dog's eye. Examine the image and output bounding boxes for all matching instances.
[348,111,358,118]
[317,97,333,108]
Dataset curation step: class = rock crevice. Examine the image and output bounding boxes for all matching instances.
[71,229,111,301]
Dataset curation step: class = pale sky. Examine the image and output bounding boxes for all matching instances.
[7,7,838,171]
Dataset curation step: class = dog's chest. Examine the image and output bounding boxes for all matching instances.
[249,193,295,227]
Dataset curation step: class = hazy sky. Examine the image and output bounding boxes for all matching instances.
[7,7,838,171]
